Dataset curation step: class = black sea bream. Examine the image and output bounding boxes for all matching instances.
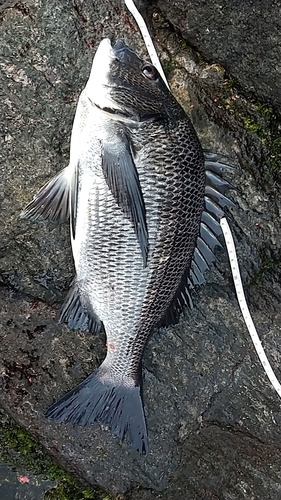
[22,38,233,454]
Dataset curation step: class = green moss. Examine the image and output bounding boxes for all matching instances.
[239,111,281,171]
[261,257,275,272]
[0,410,118,500]
[241,102,274,140]
[242,116,265,137]
[218,76,281,178]
[44,482,109,500]
[253,102,274,118]
[255,255,276,282]
[226,77,234,89]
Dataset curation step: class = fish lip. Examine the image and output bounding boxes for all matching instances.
[93,37,116,62]
[112,39,125,51]
[111,39,141,66]
[98,38,129,61]
[112,39,127,56]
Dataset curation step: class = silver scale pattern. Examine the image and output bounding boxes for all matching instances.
[73,112,205,384]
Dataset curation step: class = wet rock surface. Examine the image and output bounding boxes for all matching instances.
[1,0,281,498]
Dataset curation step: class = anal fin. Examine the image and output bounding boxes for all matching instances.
[59,282,102,334]
[158,268,194,327]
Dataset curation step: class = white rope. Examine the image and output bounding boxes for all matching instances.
[124,0,281,399]
[220,217,281,397]
[124,0,170,89]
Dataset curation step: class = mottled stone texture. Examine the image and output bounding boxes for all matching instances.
[1,0,281,498]
[153,0,281,113]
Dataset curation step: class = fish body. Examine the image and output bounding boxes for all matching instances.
[22,39,232,454]
[71,43,205,369]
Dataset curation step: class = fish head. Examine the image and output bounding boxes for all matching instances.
[85,38,176,123]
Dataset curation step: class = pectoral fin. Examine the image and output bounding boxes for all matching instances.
[102,133,148,265]
[21,164,77,226]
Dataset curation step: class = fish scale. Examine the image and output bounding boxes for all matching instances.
[22,38,233,455]
[82,122,200,365]
[119,125,205,374]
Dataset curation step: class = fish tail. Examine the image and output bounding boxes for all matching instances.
[45,367,148,455]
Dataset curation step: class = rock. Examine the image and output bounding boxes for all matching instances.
[152,0,281,113]
[1,0,281,498]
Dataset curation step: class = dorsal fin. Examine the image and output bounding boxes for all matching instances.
[159,153,235,326]
[189,153,234,287]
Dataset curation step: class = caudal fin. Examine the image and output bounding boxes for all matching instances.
[45,370,148,455]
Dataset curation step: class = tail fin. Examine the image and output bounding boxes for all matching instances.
[44,369,148,455]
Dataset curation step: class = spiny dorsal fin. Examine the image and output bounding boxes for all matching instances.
[189,153,235,287]
[160,153,235,324]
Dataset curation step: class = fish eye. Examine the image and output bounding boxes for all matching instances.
[142,65,158,80]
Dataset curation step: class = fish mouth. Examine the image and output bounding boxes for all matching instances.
[89,37,142,83]
[86,38,149,122]
[84,38,128,117]
[92,37,136,67]
[111,39,140,65]
[88,39,136,119]
[112,39,126,51]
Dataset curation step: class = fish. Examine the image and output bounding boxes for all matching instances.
[22,38,234,455]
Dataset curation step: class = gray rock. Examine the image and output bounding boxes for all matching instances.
[153,0,281,113]
[1,0,281,498]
